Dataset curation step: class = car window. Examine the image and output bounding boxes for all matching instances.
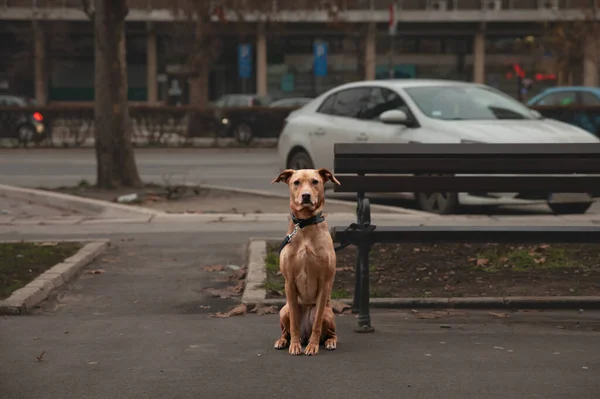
[535,91,577,106]
[359,87,409,120]
[580,92,600,105]
[0,97,16,106]
[228,96,248,107]
[317,94,337,115]
[406,85,536,120]
[214,97,227,107]
[328,88,371,118]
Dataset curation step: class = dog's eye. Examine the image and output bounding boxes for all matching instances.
[312,179,319,185]
[293,180,300,186]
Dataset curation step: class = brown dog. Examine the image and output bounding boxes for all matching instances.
[271,168,341,356]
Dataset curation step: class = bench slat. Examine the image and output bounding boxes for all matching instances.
[331,226,600,244]
[334,157,600,174]
[334,143,600,157]
[333,175,600,193]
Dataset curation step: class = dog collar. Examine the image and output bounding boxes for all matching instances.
[278,212,325,254]
[291,212,325,228]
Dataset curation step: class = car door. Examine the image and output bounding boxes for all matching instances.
[354,87,416,143]
[577,91,600,134]
[308,87,371,170]
[534,91,577,107]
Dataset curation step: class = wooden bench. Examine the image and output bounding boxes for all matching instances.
[330,143,600,333]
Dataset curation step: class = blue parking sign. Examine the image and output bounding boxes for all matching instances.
[313,41,328,77]
[238,43,252,79]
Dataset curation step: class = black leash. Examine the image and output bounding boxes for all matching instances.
[277,212,376,254]
[333,222,376,252]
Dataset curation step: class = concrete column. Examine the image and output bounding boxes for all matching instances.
[147,23,158,104]
[583,33,599,87]
[33,20,47,105]
[256,23,268,96]
[473,29,485,84]
[365,23,376,80]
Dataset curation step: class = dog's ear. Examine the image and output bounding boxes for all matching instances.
[272,169,295,184]
[318,168,341,186]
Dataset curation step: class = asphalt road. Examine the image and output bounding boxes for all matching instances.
[0,148,281,192]
[1,229,599,399]
[1,147,599,215]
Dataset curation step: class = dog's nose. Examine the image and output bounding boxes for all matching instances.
[301,193,311,202]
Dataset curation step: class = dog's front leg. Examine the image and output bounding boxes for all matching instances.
[304,279,332,356]
[284,281,303,356]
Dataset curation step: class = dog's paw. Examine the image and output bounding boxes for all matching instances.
[304,341,319,356]
[274,338,289,350]
[324,338,337,351]
[289,341,302,356]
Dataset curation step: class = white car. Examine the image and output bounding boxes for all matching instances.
[277,79,600,214]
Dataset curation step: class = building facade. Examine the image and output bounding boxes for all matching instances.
[1,0,599,105]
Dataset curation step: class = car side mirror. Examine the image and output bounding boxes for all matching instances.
[380,109,409,125]
[530,109,543,119]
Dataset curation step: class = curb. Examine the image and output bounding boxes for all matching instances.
[0,184,166,218]
[241,238,268,305]
[253,297,600,310]
[0,239,110,315]
[195,183,434,217]
[242,238,600,310]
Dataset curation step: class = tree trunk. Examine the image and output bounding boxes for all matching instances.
[93,0,142,189]
[188,14,210,108]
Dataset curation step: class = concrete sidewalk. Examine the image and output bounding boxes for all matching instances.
[1,230,599,399]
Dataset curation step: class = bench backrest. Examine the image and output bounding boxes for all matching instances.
[333,143,600,194]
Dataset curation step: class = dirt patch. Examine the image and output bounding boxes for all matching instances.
[264,242,600,299]
[45,182,364,214]
[0,241,82,299]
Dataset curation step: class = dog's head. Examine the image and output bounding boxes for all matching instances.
[272,168,341,215]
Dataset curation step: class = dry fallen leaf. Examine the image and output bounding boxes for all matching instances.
[37,242,58,247]
[229,281,245,295]
[256,305,279,315]
[86,269,105,275]
[416,310,468,319]
[476,258,489,267]
[267,289,284,298]
[212,304,247,318]
[203,265,225,272]
[538,244,550,250]
[413,248,421,253]
[36,351,46,362]
[489,312,510,318]
[534,257,546,264]
[331,301,352,314]
[229,268,247,281]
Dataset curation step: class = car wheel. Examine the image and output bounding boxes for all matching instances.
[17,124,36,147]
[547,202,592,215]
[287,150,314,170]
[416,192,459,214]
[232,123,253,145]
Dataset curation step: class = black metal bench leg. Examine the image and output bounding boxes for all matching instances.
[354,241,374,333]
[352,255,361,314]
[354,196,374,333]
[352,193,363,314]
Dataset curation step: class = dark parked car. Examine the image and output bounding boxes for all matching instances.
[0,95,46,145]
[212,94,271,143]
[269,97,313,108]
